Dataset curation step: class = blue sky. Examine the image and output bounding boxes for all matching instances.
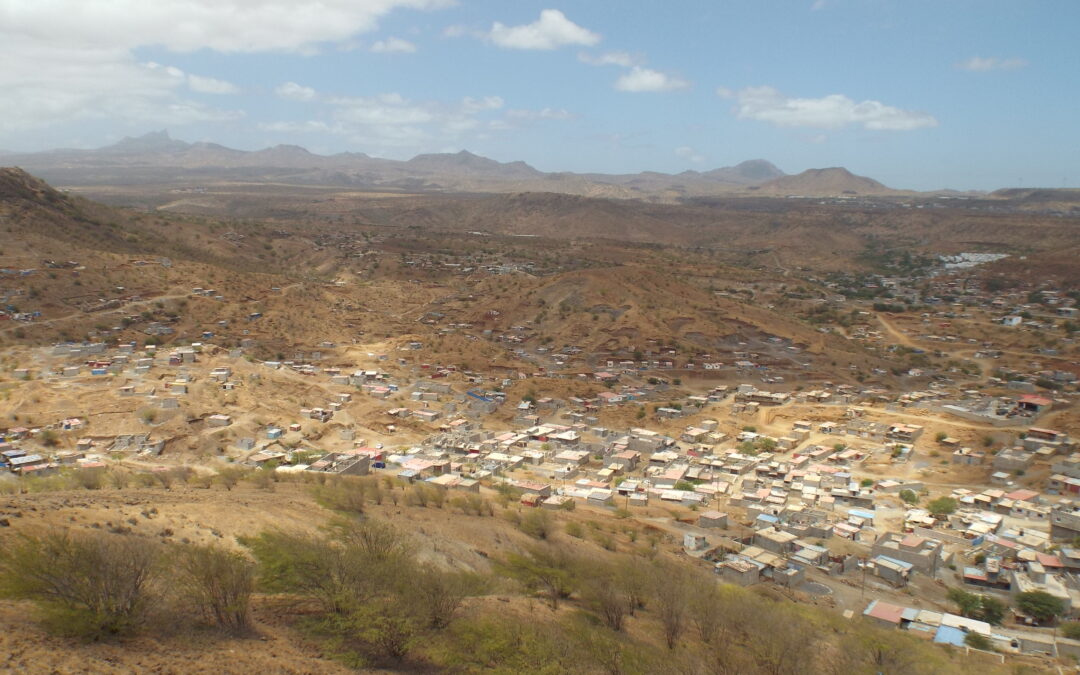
[1,0,1076,190]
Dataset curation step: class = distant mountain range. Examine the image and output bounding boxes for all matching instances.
[0,130,921,200]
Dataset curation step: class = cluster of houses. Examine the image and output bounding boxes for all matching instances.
[4,329,1080,659]
[860,598,1077,657]
[0,417,110,477]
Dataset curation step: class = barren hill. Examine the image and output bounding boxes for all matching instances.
[757,167,896,196]
[699,159,786,183]
[0,132,807,201]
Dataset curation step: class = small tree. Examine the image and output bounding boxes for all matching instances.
[406,566,480,629]
[979,596,1006,626]
[244,530,367,614]
[946,587,982,618]
[927,497,957,517]
[517,509,554,539]
[108,469,128,490]
[175,544,255,634]
[0,531,160,638]
[899,489,918,505]
[153,470,174,490]
[1017,590,1067,624]
[688,579,728,644]
[964,632,993,650]
[499,545,578,610]
[74,468,105,490]
[652,561,688,649]
[217,466,245,491]
[582,567,629,631]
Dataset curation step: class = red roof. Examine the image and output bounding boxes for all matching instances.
[865,600,906,624]
[1036,553,1063,568]
[1005,489,1039,502]
[901,534,926,548]
[1019,395,1053,406]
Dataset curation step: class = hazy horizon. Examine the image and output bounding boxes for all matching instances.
[2,1,1077,191]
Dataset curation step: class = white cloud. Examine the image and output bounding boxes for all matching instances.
[461,96,505,112]
[0,40,241,134]
[725,85,937,131]
[275,82,318,101]
[614,66,690,93]
[187,74,239,95]
[370,37,417,53]
[0,1,451,136]
[956,56,1029,72]
[259,92,510,153]
[507,107,573,120]
[258,120,334,134]
[147,63,239,94]
[4,0,452,54]
[578,50,638,67]
[675,146,705,163]
[489,9,600,50]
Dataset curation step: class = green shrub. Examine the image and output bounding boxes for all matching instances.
[175,544,255,635]
[518,509,554,539]
[0,531,161,639]
[963,632,993,650]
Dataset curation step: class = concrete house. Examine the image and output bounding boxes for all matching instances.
[307,452,371,476]
[753,527,798,555]
[872,555,913,587]
[718,558,760,587]
[698,510,729,529]
[871,533,944,576]
[206,414,232,428]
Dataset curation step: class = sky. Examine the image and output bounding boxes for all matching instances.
[1,0,1077,191]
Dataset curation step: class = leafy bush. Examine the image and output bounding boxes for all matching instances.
[499,544,578,609]
[73,467,106,490]
[312,478,368,514]
[0,531,161,639]
[175,544,255,634]
[927,496,957,516]
[216,466,246,490]
[963,632,993,650]
[1017,590,1067,623]
[516,509,554,539]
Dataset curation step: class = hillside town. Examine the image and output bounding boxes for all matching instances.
[3,264,1079,664]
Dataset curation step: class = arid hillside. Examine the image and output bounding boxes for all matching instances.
[0,475,1031,675]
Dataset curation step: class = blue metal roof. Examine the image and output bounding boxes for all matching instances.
[934,625,967,646]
